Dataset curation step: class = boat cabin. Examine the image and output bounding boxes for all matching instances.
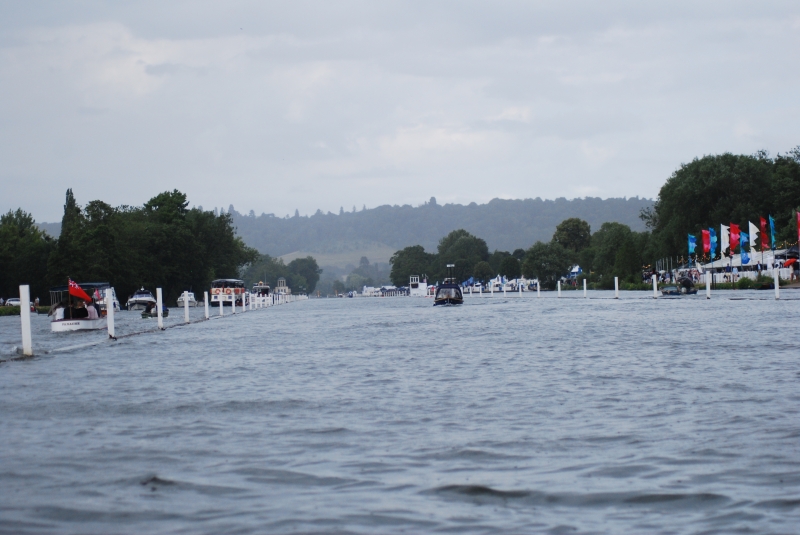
[252,281,271,296]
[210,279,245,303]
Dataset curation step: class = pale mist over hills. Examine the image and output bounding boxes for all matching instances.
[229,196,653,269]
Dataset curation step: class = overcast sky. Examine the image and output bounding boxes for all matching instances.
[2,1,799,222]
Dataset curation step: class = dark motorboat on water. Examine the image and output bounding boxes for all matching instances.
[141,301,169,318]
[661,277,698,296]
[434,264,464,306]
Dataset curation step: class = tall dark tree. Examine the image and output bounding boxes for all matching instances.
[48,189,85,285]
[499,256,521,279]
[432,229,489,282]
[521,241,573,289]
[389,245,433,287]
[552,218,591,253]
[0,209,54,301]
[287,256,321,293]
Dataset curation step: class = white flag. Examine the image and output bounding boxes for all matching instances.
[721,224,730,257]
[748,221,759,250]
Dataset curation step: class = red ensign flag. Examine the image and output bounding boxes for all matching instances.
[68,279,92,302]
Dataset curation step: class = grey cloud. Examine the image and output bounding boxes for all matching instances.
[0,1,798,221]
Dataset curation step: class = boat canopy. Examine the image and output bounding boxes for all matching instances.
[211,279,245,288]
[49,282,112,305]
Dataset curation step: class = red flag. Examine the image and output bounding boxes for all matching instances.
[730,223,740,254]
[760,217,769,250]
[68,279,92,302]
[701,229,710,253]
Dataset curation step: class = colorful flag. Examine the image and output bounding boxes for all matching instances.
[688,234,697,254]
[68,279,92,302]
[709,228,717,258]
[769,216,776,250]
[701,229,710,253]
[720,224,729,257]
[730,224,740,254]
[760,217,769,250]
[748,221,759,250]
[740,232,750,264]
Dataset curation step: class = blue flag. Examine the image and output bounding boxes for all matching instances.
[769,215,776,250]
[688,234,697,255]
[709,228,717,258]
[740,232,750,264]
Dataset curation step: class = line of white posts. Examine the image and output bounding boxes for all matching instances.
[466,267,785,301]
[14,285,307,357]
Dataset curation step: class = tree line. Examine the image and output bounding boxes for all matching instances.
[0,189,259,304]
[389,147,800,288]
[389,217,648,290]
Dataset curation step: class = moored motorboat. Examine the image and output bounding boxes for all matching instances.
[176,291,198,307]
[141,307,169,319]
[127,288,156,310]
[661,277,698,296]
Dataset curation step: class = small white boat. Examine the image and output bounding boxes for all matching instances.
[48,282,113,333]
[50,317,108,332]
[176,291,198,307]
[127,288,156,310]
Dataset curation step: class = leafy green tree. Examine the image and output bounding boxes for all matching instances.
[47,188,85,285]
[389,245,433,286]
[499,256,521,279]
[473,261,495,283]
[552,218,591,253]
[0,209,54,300]
[487,250,510,274]
[433,229,489,282]
[645,150,800,258]
[521,241,573,288]
[512,248,526,261]
[287,256,321,293]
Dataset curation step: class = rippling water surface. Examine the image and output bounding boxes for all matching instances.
[1,292,799,534]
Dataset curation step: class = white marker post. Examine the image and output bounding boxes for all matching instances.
[537,281,541,298]
[242,293,247,313]
[183,291,190,324]
[503,284,506,297]
[705,274,711,299]
[219,297,223,316]
[614,277,619,299]
[519,281,522,297]
[156,288,164,330]
[105,288,115,339]
[557,280,561,298]
[652,274,658,299]
[774,268,780,300]
[583,278,587,298]
[19,285,32,356]
[204,291,209,319]
[232,294,236,314]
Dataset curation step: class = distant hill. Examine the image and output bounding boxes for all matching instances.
[229,196,653,268]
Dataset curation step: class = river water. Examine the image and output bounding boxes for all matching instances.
[1,292,799,534]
